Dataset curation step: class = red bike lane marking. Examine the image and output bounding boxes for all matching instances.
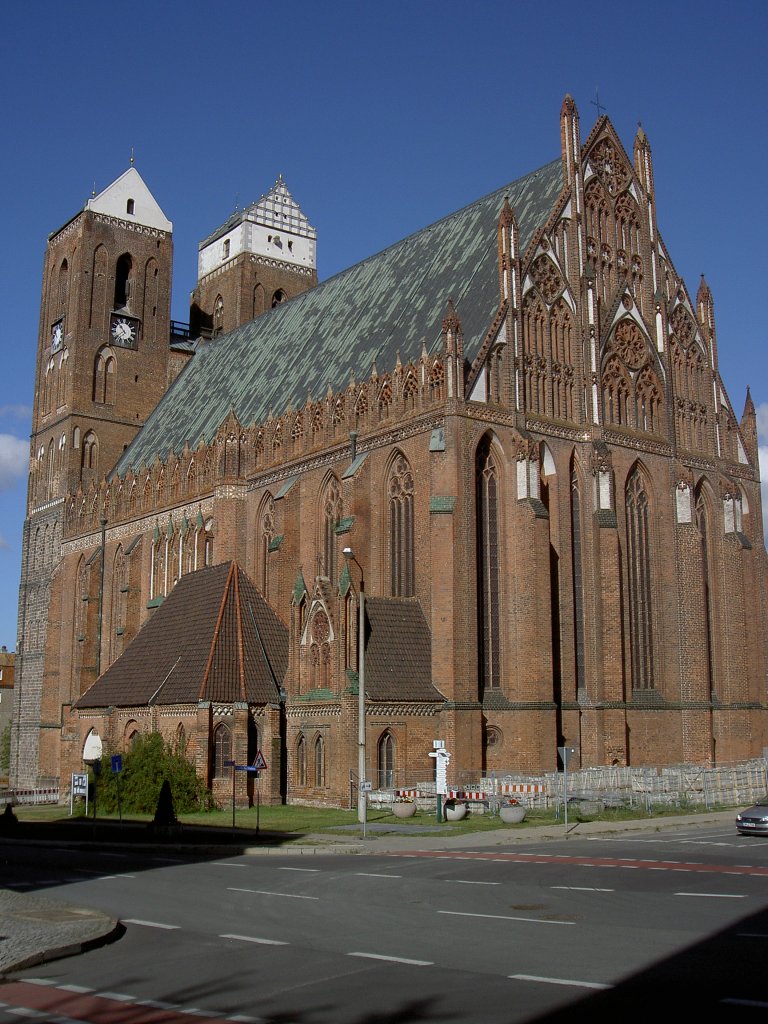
[0,981,239,1024]
[386,850,768,875]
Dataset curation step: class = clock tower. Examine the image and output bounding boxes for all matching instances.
[14,167,175,785]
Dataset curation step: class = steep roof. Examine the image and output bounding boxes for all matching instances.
[114,158,562,476]
[75,562,287,709]
[364,597,442,702]
[200,177,316,249]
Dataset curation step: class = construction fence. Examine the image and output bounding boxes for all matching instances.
[368,758,768,814]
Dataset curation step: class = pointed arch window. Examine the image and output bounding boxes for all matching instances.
[625,469,654,690]
[388,454,414,597]
[296,734,307,787]
[258,494,275,598]
[93,348,116,405]
[213,295,224,337]
[378,731,395,789]
[321,476,342,584]
[476,436,501,694]
[314,734,326,787]
[114,253,132,309]
[570,461,586,696]
[695,485,717,699]
[213,724,232,778]
[81,431,99,475]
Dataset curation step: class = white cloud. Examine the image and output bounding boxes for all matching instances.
[0,434,28,491]
[757,402,768,444]
[0,404,32,421]
[759,444,768,543]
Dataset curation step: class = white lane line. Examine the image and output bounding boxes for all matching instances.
[438,910,573,926]
[511,973,611,990]
[123,918,180,929]
[279,867,320,872]
[221,933,289,945]
[228,887,319,900]
[6,1009,48,1018]
[356,872,402,878]
[56,985,94,994]
[97,992,136,1002]
[551,886,614,892]
[24,980,56,988]
[721,998,768,1008]
[449,880,501,886]
[738,932,768,938]
[349,952,433,966]
[213,862,248,867]
[674,892,746,899]
[99,874,136,880]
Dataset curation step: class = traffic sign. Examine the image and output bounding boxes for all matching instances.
[252,750,268,771]
[111,754,123,774]
[360,780,372,792]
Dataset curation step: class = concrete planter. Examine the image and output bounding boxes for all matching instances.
[444,801,467,821]
[499,804,526,824]
[392,801,417,818]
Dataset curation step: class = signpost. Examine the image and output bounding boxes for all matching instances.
[226,752,268,833]
[111,754,123,822]
[558,745,576,832]
[429,740,450,823]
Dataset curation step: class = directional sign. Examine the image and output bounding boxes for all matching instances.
[111,754,123,774]
[360,780,373,792]
[252,750,268,771]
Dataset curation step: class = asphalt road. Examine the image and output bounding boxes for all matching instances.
[3,820,768,1022]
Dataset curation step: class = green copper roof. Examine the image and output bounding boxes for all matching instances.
[115,158,562,476]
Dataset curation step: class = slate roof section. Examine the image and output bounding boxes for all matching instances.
[115,158,563,477]
[75,562,288,709]
[363,597,443,703]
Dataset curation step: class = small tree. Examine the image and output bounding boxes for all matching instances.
[96,732,212,814]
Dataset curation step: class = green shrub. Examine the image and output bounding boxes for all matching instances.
[95,732,212,814]
[0,722,10,774]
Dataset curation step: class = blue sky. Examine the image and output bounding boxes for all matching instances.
[1,0,766,649]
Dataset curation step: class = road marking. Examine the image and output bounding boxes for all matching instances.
[438,910,573,925]
[56,985,94,994]
[449,880,501,885]
[551,886,614,892]
[279,867,320,872]
[99,873,136,879]
[213,862,248,867]
[738,932,768,938]
[674,892,746,899]
[96,992,135,1002]
[511,973,611,990]
[221,933,289,945]
[355,872,402,878]
[721,998,768,1008]
[228,887,319,900]
[23,981,55,988]
[123,918,180,929]
[349,952,433,966]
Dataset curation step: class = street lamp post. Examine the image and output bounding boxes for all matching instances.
[343,547,367,828]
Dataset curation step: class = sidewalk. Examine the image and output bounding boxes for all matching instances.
[0,809,737,977]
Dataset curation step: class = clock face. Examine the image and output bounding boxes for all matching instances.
[110,315,139,348]
[51,320,63,353]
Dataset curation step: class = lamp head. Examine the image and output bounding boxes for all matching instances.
[343,547,353,559]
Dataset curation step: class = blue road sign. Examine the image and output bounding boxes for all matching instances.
[111,754,123,774]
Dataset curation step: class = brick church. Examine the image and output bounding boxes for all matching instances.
[11,97,768,807]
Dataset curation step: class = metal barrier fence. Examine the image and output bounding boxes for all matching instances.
[368,759,768,813]
[1,786,60,806]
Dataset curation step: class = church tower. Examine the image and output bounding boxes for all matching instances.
[190,177,317,338]
[12,167,175,786]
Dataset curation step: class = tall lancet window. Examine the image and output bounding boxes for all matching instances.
[570,462,586,696]
[476,436,501,693]
[388,453,414,597]
[321,476,342,584]
[625,469,654,690]
[695,485,717,699]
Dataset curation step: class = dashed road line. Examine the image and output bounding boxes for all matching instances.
[228,887,319,900]
[356,872,402,878]
[674,892,746,899]
[438,910,574,925]
[221,933,289,945]
[511,973,611,990]
[123,918,180,929]
[349,952,433,966]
